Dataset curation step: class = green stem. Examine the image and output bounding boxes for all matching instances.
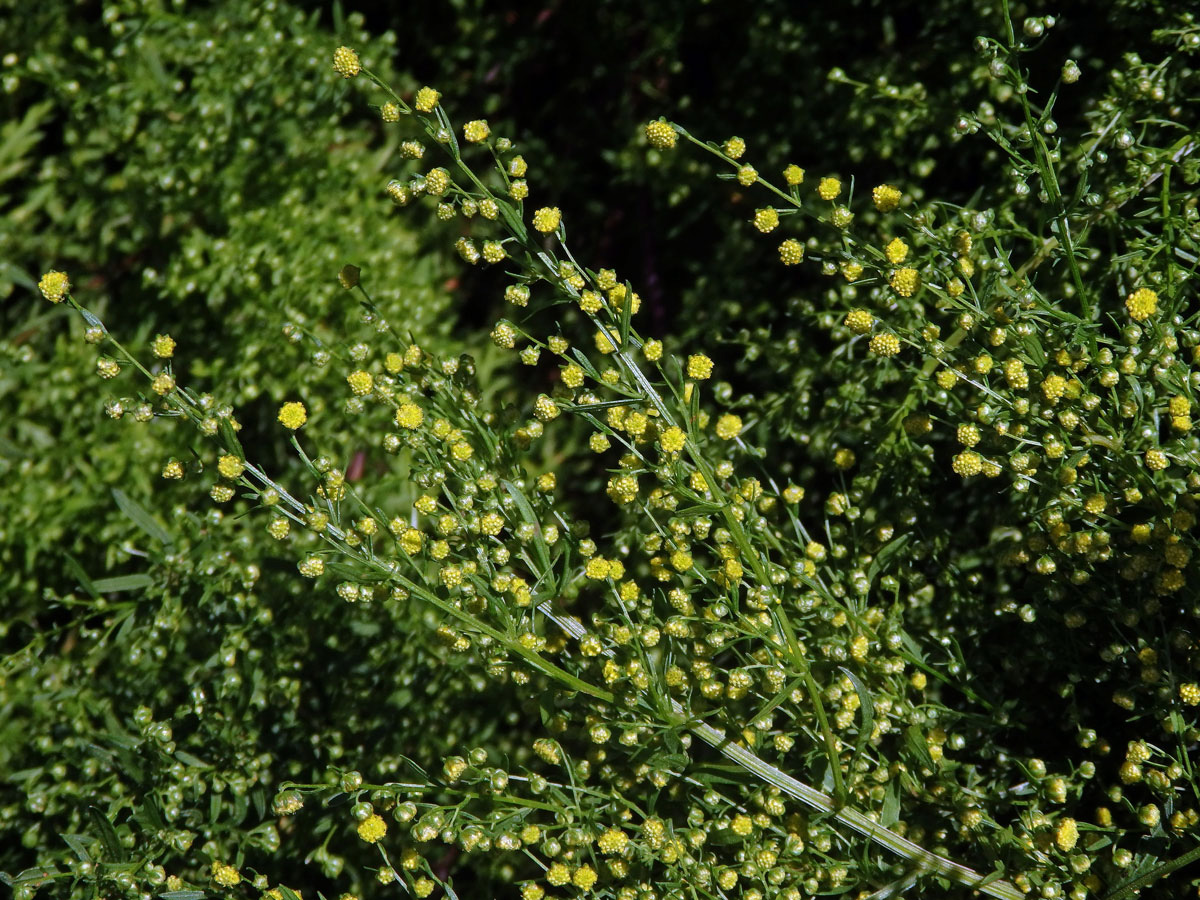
[999,0,1090,319]
[1102,842,1200,900]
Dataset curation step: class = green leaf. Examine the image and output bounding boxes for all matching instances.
[501,480,551,577]
[59,834,93,863]
[112,489,173,547]
[866,534,911,586]
[91,574,154,594]
[87,807,125,862]
[64,553,100,600]
[838,665,875,765]
[881,780,900,827]
[173,750,210,768]
[159,892,207,900]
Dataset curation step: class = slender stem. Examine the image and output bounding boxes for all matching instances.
[1102,842,1200,900]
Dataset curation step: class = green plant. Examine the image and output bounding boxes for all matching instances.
[6,4,1200,900]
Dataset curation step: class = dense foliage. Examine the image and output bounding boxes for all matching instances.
[4,2,1200,900]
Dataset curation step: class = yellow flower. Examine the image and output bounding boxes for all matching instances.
[872,184,902,211]
[956,424,981,447]
[952,451,983,477]
[463,119,490,142]
[533,394,560,421]
[1041,374,1067,402]
[736,164,758,186]
[818,177,841,200]
[778,239,805,265]
[395,402,424,429]
[211,863,241,887]
[414,86,440,112]
[869,333,901,357]
[1125,287,1158,322]
[715,413,743,440]
[217,455,245,479]
[783,164,805,185]
[722,136,746,159]
[585,557,611,579]
[347,370,373,395]
[546,863,571,886]
[332,46,361,78]
[687,353,714,380]
[38,270,70,302]
[152,334,175,358]
[753,208,779,233]
[844,309,873,334]
[532,207,562,233]
[358,814,387,843]
[278,401,307,430]
[645,119,677,149]
[572,865,598,892]
[889,267,920,296]
[659,426,686,453]
[1145,448,1169,471]
[885,238,909,264]
[597,828,629,854]
[1054,818,1079,852]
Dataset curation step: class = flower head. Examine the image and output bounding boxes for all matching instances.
[463,119,490,143]
[278,402,308,430]
[38,270,70,303]
[818,177,842,200]
[1125,287,1158,322]
[414,86,440,112]
[332,46,361,78]
[358,814,388,843]
[532,207,562,233]
[778,239,805,265]
[687,354,714,380]
[872,184,902,211]
[645,119,677,149]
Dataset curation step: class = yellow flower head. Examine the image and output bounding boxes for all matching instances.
[844,309,873,334]
[358,814,388,843]
[645,119,677,149]
[715,413,743,440]
[885,238,909,264]
[332,46,361,78]
[686,353,714,380]
[778,239,805,265]
[414,86,441,112]
[463,119,490,143]
[753,208,779,233]
[532,207,562,233]
[872,184,902,211]
[889,267,920,297]
[818,177,842,200]
[152,334,176,358]
[1125,287,1158,322]
[38,270,70,303]
[869,333,901,357]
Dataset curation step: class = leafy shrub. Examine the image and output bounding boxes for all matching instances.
[5,4,1200,900]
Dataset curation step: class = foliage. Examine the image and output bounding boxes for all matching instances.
[4,3,1200,900]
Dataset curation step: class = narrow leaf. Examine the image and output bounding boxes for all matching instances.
[112,489,172,546]
[91,574,154,594]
